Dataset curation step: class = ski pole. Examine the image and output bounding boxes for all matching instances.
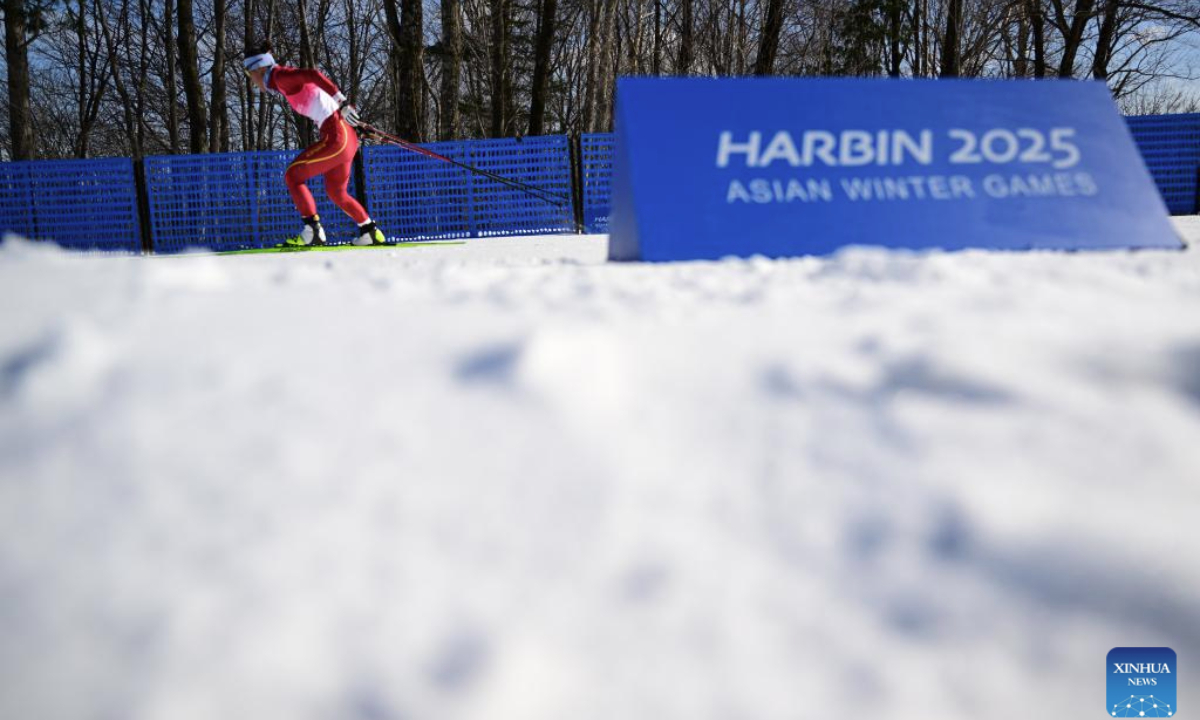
[356,122,571,208]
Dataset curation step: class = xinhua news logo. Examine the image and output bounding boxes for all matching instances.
[1108,648,1177,717]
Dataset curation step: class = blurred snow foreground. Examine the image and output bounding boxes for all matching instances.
[1,221,1199,720]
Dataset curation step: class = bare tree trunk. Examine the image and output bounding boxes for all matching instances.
[243,0,256,150]
[941,0,961,77]
[76,0,89,157]
[911,0,923,76]
[753,0,784,75]
[255,0,277,150]
[888,0,902,77]
[136,0,150,151]
[1055,0,1096,78]
[384,0,427,139]
[95,0,142,157]
[921,0,931,76]
[296,0,316,145]
[382,6,403,132]
[4,0,35,159]
[579,0,615,130]
[528,0,557,135]
[72,0,110,159]
[343,0,362,98]
[489,0,511,136]
[581,0,600,130]
[209,0,227,152]
[595,0,615,130]
[164,0,180,152]
[736,0,747,74]
[627,0,644,75]
[678,0,693,74]
[178,0,207,152]
[1028,0,1046,77]
[1011,11,1029,76]
[397,0,424,139]
[1091,0,1119,80]
[297,0,315,67]
[315,0,331,70]
[439,0,462,139]
[652,0,661,75]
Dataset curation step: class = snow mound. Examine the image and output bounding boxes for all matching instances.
[1,225,1199,719]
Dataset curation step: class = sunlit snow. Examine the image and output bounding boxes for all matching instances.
[1,220,1198,719]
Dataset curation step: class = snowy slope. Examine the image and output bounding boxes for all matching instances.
[1,221,1199,720]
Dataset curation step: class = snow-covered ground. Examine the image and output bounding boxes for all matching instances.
[2,220,1199,720]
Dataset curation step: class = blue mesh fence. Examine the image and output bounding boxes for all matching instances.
[7,115,1191,256]
[145,150,359,253]
[0,158,140,252]
[466,136,573,236]
[0,162,36,240]
[581,133,616,233]
[144,153,251,252]
[363,135,574,241]
[1126,113,1200,214]
[363,141,473,240]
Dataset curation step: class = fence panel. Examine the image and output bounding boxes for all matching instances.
[363,135,574,241]
[465,136,574,237]
[0,158,140,252]
[1126,113,1200,215]
[145,151,359,253]
[363,141,473,241]
[30,159,142,252]
[581,133,616,233]
[0,162,36,240]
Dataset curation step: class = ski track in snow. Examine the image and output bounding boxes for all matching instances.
[1,221,1199,719]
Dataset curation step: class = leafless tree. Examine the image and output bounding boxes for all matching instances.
[4,0,1198,159]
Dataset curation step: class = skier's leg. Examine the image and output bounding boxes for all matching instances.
[319,121,386,245]
[324,160,368,225]
[284,163,320,218]
[284,140,330,245]
[285,137,330,217]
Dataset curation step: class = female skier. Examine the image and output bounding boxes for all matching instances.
[243,41,386,247]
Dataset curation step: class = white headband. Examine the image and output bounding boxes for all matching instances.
[243,53,276,72]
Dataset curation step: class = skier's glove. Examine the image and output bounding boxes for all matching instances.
[340,102,361,128]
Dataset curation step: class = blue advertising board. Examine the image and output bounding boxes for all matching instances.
[609,78,1183,261]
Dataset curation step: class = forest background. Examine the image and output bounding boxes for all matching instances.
[1,0,1198,160]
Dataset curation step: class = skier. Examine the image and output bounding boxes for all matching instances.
[243,41,386,247]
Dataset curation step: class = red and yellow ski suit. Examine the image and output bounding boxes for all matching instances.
[266,65,368,224]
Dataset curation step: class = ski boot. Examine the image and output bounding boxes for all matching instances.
[352,220,387,246]
[281,215,327,248]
